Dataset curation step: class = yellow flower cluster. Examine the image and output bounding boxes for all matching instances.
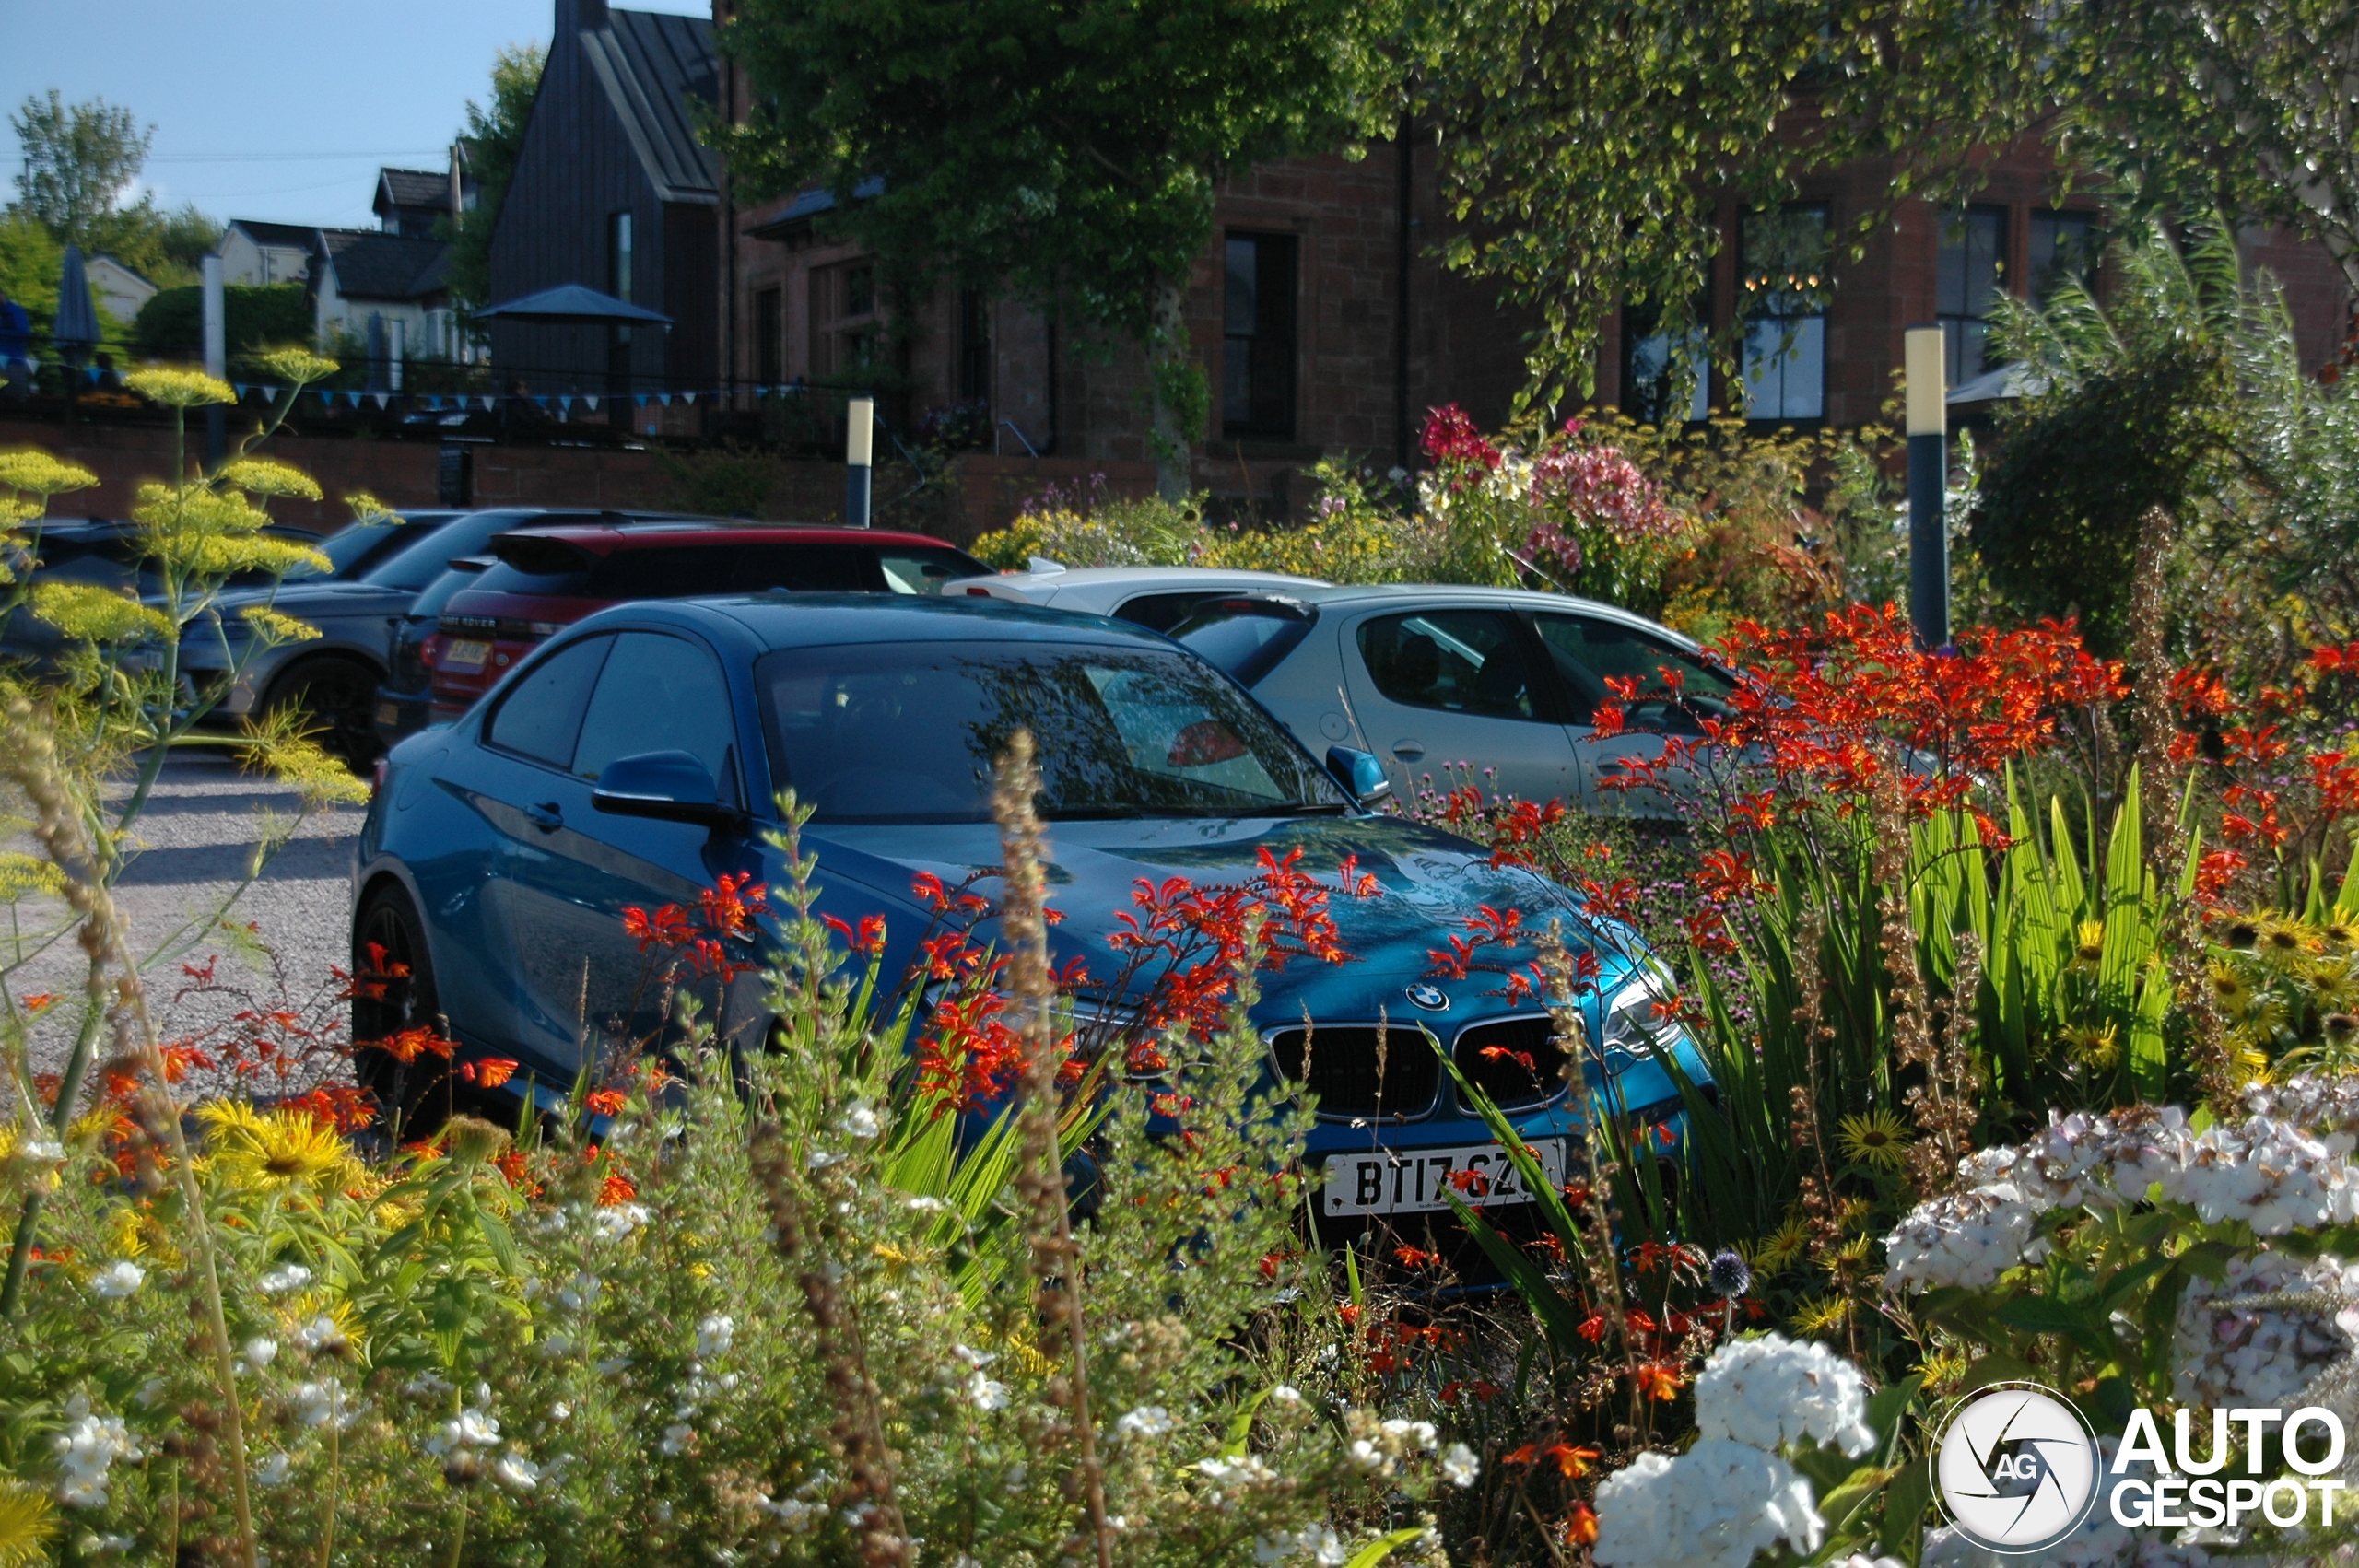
[123,368,235,408]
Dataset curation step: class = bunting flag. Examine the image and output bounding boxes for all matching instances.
[533,396,551,410]
[557,395,574,413]
[682,391,696,404]
[319,391,337,409]
[370,392,390,409]
[582,395,600,412]
[634,393,649,407]
[657,392,672,407]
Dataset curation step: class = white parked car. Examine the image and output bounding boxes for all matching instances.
[1162,584,1733,816]
[943,561,1328,632]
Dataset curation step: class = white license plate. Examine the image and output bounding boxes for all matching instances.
[1322,1139,1566,1216]
[442,638,491,669]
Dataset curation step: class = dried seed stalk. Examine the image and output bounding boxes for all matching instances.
[2129,509,2236,1107]
[1539,924,1628,1360]
[0,695,259,1568]
[991,731,1113,1568]
[750,1121,910,1566]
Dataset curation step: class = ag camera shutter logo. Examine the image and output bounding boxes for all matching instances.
[1931,1383,2102,1553]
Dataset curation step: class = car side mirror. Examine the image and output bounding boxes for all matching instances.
[1326,745,1391,807]
[592,750,737,827]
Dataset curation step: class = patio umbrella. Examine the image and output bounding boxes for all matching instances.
[472,284,671,326]
[53,244,100,358]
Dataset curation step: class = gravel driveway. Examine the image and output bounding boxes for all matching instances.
[13,747,365,1089]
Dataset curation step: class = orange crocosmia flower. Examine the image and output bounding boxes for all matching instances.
[584,1088,628,1118]
[1547,1443,1602,1478]
[462,1058,519,1090]
[1502,1444,1539,1468]
[21,993,58,1014]
[1565,1502,1600,1546]
[1633,1362,1684,1401]
[597,1169,638,1205]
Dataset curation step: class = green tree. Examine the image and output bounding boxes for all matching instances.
[5,90,218,289]
[1416,0,2359,409]
[715,0,1399,497]
[440,43,546,311]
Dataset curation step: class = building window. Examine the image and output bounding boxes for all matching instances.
[1223,233,1297,440]
[1622,303,1708,426]
[1937,206,2006,386]
[2029,210,2101,305]
[609,211,634,301]
[1739,205,1831,423]
[957,288,992,403]
[756,287,782,387]
[810,261,880,379]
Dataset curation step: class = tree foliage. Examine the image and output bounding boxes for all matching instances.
[4,91,218,292]
[440,43,545,311]
[714,0,1399,494]
[1414,0,2359,409]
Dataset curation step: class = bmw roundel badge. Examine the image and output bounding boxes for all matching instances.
[1405,983,1449,1012]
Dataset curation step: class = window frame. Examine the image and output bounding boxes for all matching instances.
[1349,607,1571,725]
[810,259,881,379]
[481,632,617,773]
[1936,205,2008,388]
[1621,300,1710,427]
[1221,231,1299,441]
[2028,209,2102,307]
[1737,203,1833,424]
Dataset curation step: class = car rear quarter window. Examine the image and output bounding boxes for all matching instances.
[1109,591,1229,633]
[570,632,740,800]
[730,543,869,592]
[367,510,602,592]
[1356,610,1541,720]
[485,634,614,768]
[1170,599,1316,686]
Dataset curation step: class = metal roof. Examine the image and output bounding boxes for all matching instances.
[578,6,722,205]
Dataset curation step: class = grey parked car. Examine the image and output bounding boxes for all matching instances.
[1167,584,1734,816]
[183,509,712,762]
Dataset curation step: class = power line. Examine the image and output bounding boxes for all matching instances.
[147,150,452,164]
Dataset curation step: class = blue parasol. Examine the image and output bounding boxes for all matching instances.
[53,244,100,357]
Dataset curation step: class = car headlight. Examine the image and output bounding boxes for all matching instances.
[1598,965,1679,1060]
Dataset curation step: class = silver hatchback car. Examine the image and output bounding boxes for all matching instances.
[1165,584,1734,816]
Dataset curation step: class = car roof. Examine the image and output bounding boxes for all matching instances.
[502,524,965,557]
[594,591,1179,653]
[952,564,1328,593]
[1196,582,1706,646]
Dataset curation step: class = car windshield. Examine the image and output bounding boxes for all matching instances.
[756,640,1347,823]
[282,522,402,583]
[360,510,549,591]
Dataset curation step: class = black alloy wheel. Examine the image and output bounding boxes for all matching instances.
[267,653,384,767]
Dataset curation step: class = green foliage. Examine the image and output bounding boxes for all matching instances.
[0,216,60,325]
[1974,224,2246,654]
[441,43,545,311]
[716,0,1401,486]
[132,283,311,363]
[5,90,217,289]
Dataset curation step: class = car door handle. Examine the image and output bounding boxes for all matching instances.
[524,802,563,833]
[1392,742,1426,762]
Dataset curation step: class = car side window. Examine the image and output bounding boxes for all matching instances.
[485,635,615,768]
[1356,611,1540,720]
[1111,591,1222,632]
[570,631,740,799]
[1532,614,1732,727]
[734,544,868,592]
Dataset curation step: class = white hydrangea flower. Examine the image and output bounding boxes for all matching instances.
[290,1315,345,1353]
[2172,1247,2359,1407]
[695,1314,734,1357]
[256,1262,313,1296]
[1252,1523,1347,1564]
[966,1372,1008,1411]
[292,1380,357,1430]
[1883,1183,2050,1292]
[238,1337,278,1373]
[1592,1439,1823,1568]
[839,1102,883,1140]
[1693,1332,1877,1457]
[88,1261,144,1300]
[1440,1442,1480,1487]
[252,1450,292,1487]
[660,1423,694,1456]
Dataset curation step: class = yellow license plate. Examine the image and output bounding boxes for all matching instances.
[443,639,491,669]
[374,702,399,726]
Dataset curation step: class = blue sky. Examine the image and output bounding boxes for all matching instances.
[1,0,711,230]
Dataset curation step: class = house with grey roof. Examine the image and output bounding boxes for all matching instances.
[217,166,469,375]
[483,0,722,405]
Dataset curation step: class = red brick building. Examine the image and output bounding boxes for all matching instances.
[708,15,2352,515]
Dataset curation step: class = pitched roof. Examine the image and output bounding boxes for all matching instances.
[377,168,451,213]
[228,218,321,250]
[321,231,450,300]
[578,6,721,205]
